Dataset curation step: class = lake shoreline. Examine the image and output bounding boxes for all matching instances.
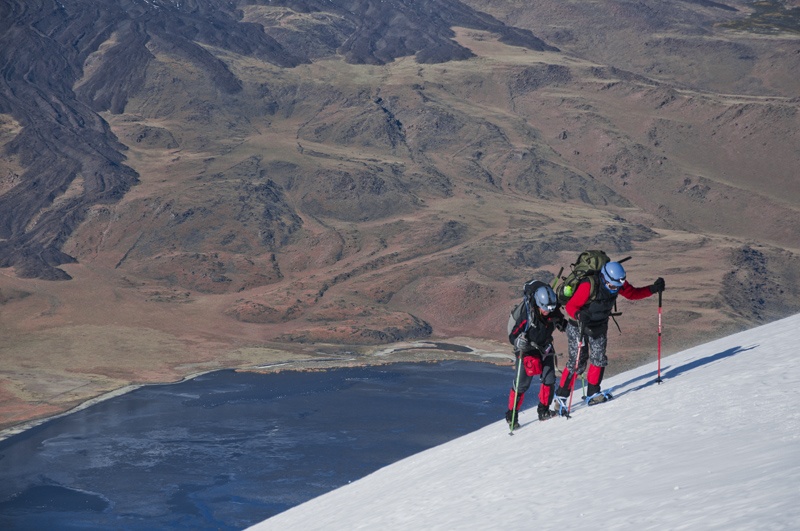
[0,338,514,442]
[0,361,519,528]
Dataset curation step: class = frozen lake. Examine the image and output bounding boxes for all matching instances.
[0,360,517,530]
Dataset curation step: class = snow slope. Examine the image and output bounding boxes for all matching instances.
[249,315,800,530]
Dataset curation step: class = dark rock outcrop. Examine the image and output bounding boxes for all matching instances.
[0,0,555,280]
[261,0,557,64]
[0,0,302,279]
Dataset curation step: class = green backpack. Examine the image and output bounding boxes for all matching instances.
[555,250,611,305]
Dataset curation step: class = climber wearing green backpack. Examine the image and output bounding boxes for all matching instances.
[554,254,665,411]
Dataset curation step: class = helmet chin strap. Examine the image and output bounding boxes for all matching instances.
[602,280,620,294]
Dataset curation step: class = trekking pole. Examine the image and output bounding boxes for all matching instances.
[509,354,524,435]
[656,290,663,384]
[565,325,585,417]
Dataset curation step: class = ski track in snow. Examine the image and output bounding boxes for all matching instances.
[250,314,800,530]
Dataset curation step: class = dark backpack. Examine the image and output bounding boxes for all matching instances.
[507,279,548,344]
[554,250,611,306]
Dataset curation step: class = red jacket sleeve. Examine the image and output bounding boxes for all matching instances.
[619,281,652,300]
[564,281,592,319]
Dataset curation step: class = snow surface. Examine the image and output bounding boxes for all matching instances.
[249,314,800,530]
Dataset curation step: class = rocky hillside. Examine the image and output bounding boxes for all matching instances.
[1,0,799,429]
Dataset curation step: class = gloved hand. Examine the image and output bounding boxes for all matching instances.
[650,277,666,294]
[575,310,591,326]
[514,335,530,352]
[554,316,567,332]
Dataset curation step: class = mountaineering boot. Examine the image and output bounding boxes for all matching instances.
[587,391,613,406]
[553,395,569,416]
[537,403,555,421]
[505,409,521,429]
[587,394,607,405]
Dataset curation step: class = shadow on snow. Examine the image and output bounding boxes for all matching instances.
[609,345,757,399]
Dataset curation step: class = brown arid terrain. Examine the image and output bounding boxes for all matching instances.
[1,0,799,436]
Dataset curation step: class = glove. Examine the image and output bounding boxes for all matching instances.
[650,277,666,294]
[575,310,591,325]
[514,335,530,352]
[554,317,566,332]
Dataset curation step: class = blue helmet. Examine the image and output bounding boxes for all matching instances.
[601,261,626,292]
[533,285,558,312]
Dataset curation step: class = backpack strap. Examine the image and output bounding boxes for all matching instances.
[581,273,600,302]
[610,312,623,333]
[523,298,532,333]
